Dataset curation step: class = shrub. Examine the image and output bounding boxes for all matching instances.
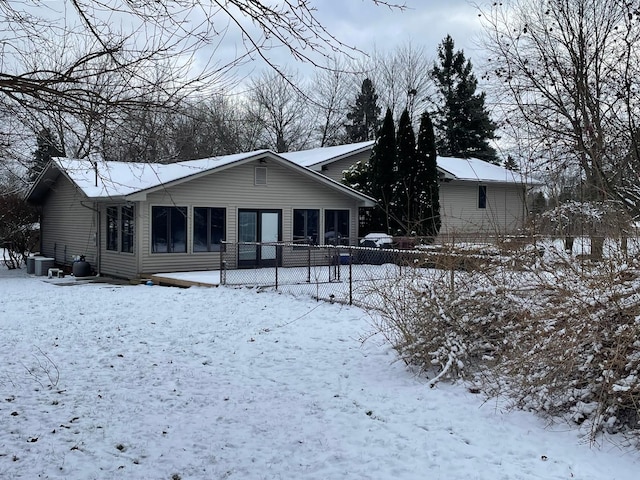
[371,244,640,442]
[0,192,39,268]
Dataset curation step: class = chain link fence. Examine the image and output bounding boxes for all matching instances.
[219,242,429,306]
[218,237,550,306]
[217,233,639,305]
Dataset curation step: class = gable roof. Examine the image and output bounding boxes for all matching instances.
[26,150,376,206]
[282,141,540,186]
[437,156,540,185]
[280,141,374,168]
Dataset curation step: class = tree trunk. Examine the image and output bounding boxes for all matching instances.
[564,236,574,254]
[590,235,604,260]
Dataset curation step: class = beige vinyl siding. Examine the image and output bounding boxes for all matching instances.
[40,174,97,266]
[99,204,138,279]
[138,160,362,275]
[313,149,370,183]
[439,182,525,235]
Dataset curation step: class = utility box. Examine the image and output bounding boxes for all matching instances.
[34,257,55,276]
[26,256,37,274]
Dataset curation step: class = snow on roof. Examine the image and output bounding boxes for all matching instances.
[280,141,374,167]
[56,150,270,198]
[281,142,539,185]
[437,156,539,184]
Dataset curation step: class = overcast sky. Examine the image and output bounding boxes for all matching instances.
[313,0,486,59]
[216,0,489,84]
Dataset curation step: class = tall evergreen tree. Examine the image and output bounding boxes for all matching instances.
[416,110,441,238]
[345,78,381,143]
[29,128,64,182]
[394,108,417,234]
[431,35,498,164]
[368,108,396,233]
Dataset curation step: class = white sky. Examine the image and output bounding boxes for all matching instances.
[313,0,486,58]
[209,0,489,84]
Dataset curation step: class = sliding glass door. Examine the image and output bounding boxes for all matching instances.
[237,209,282,267]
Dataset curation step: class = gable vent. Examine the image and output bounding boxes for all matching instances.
[255,166,267,185]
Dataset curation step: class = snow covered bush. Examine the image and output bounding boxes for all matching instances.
[369,266,531,383]
[371,246,640,441]
[536,201,631,258]
[0,191,39,268]
[502,255,640,439]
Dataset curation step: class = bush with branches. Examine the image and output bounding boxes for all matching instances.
[369,242,640,442]
[0,192,39,268]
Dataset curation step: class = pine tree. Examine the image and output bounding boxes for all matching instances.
[345,78,381,143]
[432,35,498,164]
[368,108,396,233]
[394,109,417,235]
[29,128,64,182]
[416,110,441,238]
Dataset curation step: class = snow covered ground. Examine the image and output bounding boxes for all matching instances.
[1,265,639,479]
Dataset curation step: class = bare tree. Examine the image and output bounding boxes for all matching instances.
[0,1,405,175]
[357,42,434,123]
[480,0,640,211]
[311,56,352,146]
[245,69,314,152]
[170,95,248,160]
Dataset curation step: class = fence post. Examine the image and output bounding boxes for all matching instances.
[219,243,225,285]
[349,246,353,305]
[221,260,227,285]
[307,245,311,283]
[275,243,279,290]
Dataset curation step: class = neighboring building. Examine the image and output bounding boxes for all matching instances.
[436,156,535,237]
[280,141,374,183]
[284,142,538,238]
[26,150,374,279]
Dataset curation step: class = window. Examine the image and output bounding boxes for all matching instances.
[255,166,267,185]
[152,206,187,253]
[106,206,118,251]
[193,207,226,252]
[325,209,349,245]
[106,205,135,253]
[293,209,319,244]
[478,185,487,209]
[121,205,135,253]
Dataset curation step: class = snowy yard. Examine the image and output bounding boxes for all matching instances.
[1,266,639,479]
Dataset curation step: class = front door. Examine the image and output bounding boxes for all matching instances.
[238,209,282,267]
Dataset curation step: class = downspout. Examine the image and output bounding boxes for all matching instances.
[80,201,101,276]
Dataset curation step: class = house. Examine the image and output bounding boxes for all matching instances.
[282,142,538,237]
[26,150,374,279]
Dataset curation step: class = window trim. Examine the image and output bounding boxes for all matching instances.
[293,208,320,245]
[106,206,119,252]
[105,205,135,254]
[193,206,226,253]
[121,205,135,254]
[324,209,350,246]
[478,185,487,209]
[151,205,188,254]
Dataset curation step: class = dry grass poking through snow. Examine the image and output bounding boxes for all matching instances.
[367,241,640,444]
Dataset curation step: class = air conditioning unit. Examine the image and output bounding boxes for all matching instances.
[34,257,55,276]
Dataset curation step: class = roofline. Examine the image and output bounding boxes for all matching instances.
[295,141,374,168]
[124,151,375,205]
[436,158,543,186]
[123,150,275,200]
[54,150,375,206]
[273,155,376,206]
